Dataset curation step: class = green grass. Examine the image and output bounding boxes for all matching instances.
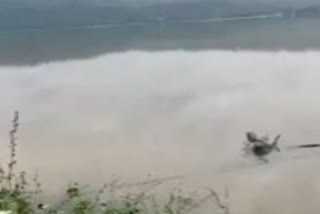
[0,111,229,214]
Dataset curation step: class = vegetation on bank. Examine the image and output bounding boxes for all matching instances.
[0,111,229,214]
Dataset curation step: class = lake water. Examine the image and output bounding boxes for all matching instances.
[1,17,320,213]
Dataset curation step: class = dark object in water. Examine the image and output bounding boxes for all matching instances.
[243,132,281,163]
[246,131,271,144]
[251,136,281,157]
[246,132,259,143]
[252,144,269,156]
[244,132,320,164]
[295,144,320,148]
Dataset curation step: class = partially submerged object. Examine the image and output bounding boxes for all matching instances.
[242,131,281,163]
[242,131,320,164]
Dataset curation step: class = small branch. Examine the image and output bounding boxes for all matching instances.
[183,187,229,214]
[206,187,230,214]
[7,111,19,190]
[104,176,183,189]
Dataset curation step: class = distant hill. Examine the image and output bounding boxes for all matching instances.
[1,1,320,29]
[0,1,282,29]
